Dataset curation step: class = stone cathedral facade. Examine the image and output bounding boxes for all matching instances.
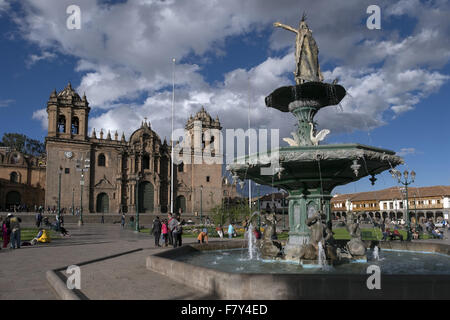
[43,83,237,214]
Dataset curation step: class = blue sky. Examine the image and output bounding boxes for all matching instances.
[0,0,449,196]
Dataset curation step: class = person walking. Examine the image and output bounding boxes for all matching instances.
[216,224,224,239]
[1,217,6,249]
[173,221,183,248]
[161,219,169,247]
[228,223,235,239]
[9,214,21,249]
[151,216,162,247]
[101,214,105,224]
[3,214,12,248]
[35,212,41,228]
[168,213,176,246]
[121,213,126,229]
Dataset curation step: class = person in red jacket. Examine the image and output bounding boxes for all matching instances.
[161,219,169,247]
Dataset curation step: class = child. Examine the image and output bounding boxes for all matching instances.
[161,219,169,247]
[216,225,224,239]
[197,228,208,244]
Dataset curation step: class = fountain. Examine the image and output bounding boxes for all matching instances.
[227,16,403,264]
[146,15,450,299]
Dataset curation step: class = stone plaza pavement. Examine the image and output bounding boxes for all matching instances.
[1,223,449,300]
[0,223,217,300]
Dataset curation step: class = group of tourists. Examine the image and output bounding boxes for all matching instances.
[379,217,449,241]
[1,213,22,249]
[151,213,183,248]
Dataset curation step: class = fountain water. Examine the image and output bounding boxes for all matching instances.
[247,223,259,260]
[318,241,327,267]
[373,245,380,261]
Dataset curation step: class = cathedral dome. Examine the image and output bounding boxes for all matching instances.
[186,106,221,129]
[129,119,161,144]
[57,82,82,101]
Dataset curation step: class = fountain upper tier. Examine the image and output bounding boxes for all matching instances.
[265,81,346,113]
[227,144,403,191]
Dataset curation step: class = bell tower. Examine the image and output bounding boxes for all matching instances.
[177,106,223,215]
[46,82,90,141]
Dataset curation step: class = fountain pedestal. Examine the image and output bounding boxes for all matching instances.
[284,189,332,261]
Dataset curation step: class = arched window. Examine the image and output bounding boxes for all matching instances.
[143,155,150,170]
[98,154,106,167]
[58,115,66,133]
[10,171,18,183]
[10,153,20,164]
[71,117,79,135]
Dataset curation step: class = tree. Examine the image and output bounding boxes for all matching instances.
[1,133,45,157]
[211,200,250,226]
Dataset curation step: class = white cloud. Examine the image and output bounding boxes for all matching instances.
[0,0,9,12]
[26,51,56,68]
[14,0,450,143]
[32,109,48,130]
[0,99,14,108]
[397,147,417,156]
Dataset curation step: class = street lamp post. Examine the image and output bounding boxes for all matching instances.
[57,166,63,231]
[200,185,203,224]
[135,173,141,232]
[72,187,74,216]
[76,157,90,226]
[390,169,416,241]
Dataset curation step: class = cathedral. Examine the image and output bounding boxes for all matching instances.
[0,83,238,214]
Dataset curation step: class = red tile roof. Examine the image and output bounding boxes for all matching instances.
[332,186,450,202]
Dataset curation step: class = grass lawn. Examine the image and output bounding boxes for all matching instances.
[20,228,62,242]
[138,226,432,241]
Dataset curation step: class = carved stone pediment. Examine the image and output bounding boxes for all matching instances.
[95,175,115,188]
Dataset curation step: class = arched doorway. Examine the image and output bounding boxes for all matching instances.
[138,181,154,213]
[6,191,21,210]
[96,193,109,213]
[176,195,186,214]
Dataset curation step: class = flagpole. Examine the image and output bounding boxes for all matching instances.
[171,58,175,214]
[248,77,252,211]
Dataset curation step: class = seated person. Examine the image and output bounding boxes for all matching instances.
[412,228,419,240]
[197,229,208,244]
[432,228,443,239]
[390,229,403,241]
[31,228,51,244]
[382,227,390,241]
[60,226,69,236]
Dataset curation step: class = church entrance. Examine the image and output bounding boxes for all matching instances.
[138,181,154,213]
[5,191,21,210]
[176,195,186,214]
[96,193,109,213]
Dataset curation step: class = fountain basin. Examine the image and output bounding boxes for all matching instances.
[227,143,403,191]
[146,240,450,299]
